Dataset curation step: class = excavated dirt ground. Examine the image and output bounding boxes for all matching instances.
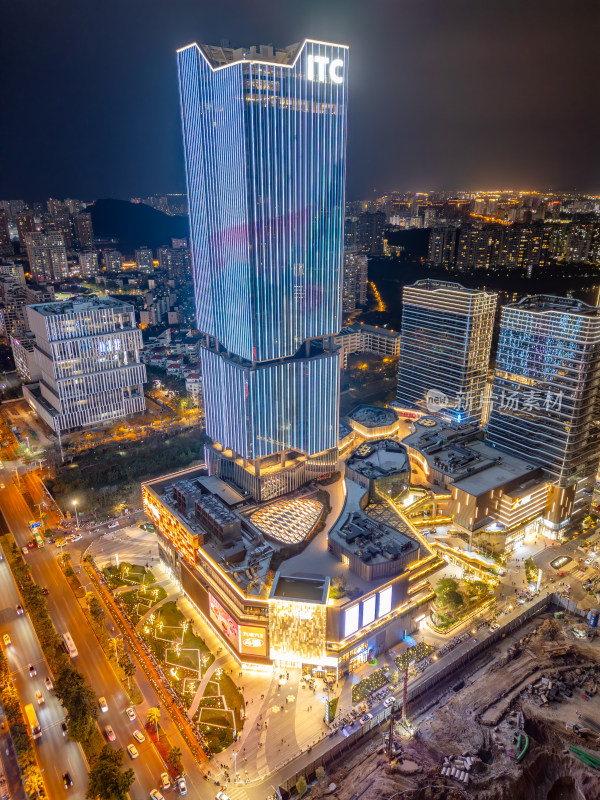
[307,620,600,800]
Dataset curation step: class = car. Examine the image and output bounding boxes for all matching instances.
[28,664,37,677]
[44,676,53,691]
[41,587,48,596]
[35,690,44,705]
[216,792,231,800]
[125,706,136,722]
[0,483,5,489]
[27,540,36,549]
[489,622,500,632]
[108,521,119,529]
[15,604,23,615]
[127,743,139,759]
[359,713,373,725]
[177,777,187,795]
[150,791,165,800]
[383,696,395,708]
[105,725,116,742]
[2,634,10,647]
[61,721,68,736]
[99,697,108,712]
[70,534,82,543]
[62,771,73,788]
[160,773,171,790]
[21,547,28,556]
[133,729,145,743]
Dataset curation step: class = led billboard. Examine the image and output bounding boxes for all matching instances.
[378,586,392,618]
[362,595,376,627]
[344,604,359,637]
[239,625,267,657]
[209,593,239,648]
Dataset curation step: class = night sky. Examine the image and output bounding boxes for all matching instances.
[3,0,599,201]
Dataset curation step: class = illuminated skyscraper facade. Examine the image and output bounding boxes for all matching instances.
[178,39,348,500]
[486,296,600,528]
[396,280,497,426]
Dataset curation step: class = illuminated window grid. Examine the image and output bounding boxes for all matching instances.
[144,492,200,565]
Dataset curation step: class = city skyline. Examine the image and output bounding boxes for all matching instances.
[3,1,599,201]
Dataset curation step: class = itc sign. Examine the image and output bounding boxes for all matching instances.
[307,54,344,85]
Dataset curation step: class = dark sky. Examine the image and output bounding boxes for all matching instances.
[2,0,599,201]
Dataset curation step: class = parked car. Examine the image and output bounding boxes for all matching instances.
[160,773,171,791]
[177,777,187,795]
[383,696,395,708]
[126,706,136,722]
[133,729,145,743]
[150,791,165,800]
[21,547,29,556]
[105,725,116,742]
[359,713,373,725]
[216,792,232,800]
[108,522,119,529]
[99,697,108,712]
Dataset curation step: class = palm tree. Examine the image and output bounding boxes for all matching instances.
[397,651,412,723]
[168,745,183,774]
[147,706,161,740]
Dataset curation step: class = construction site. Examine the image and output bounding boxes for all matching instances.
[306,611,600,800]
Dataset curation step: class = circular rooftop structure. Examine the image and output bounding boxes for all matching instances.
[348,404,399,438]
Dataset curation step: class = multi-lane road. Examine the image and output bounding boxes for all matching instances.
[0,475,211,799]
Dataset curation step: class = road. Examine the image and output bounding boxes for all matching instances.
[0,478,184,800]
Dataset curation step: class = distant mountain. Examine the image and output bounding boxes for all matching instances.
[87,199,189,254]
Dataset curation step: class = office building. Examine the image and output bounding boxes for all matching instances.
[23,297,146,433]
[78,250,99,278]
[74,213,94,250]
[342,251,368,313]
[135,247,154,273]
[177,38,348,500]
[25,233,69,281]
[396,280,497,426]
[10,334,41,382]
[486,296,600,529]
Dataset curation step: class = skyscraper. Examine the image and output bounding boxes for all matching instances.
[15,210,35,250]
[396,280,497,426]
[178,39,348,500]
[74,212,94,250]
[486,295,600,529]
[24,297,146,433]
[135,247,154,273]
[342,251,368,313]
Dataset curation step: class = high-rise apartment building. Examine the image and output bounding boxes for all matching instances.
[135,247,154,273]
[23,297,146,433]
[0,210,13,256]
[342,251,368,313]
[178,38,348,500]
[78,250,99,278]
[104,249,123,272]
[74,212,94,250]
[396,280,497,426]
[486,296,600,529]
[357,210,386,255]
[15,210,35,250]
[25,232,69,280]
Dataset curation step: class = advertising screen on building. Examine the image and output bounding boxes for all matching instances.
[209,593,239,648]
[344,604,359,637]
[362,595,376,627]
[239,625,267,657]
[378,586,392,618]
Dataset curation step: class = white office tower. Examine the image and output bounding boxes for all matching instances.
[23,297,146,433]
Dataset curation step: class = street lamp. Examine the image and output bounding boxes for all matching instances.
[72,500,79,529]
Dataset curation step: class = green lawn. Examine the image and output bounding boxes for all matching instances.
[194,668,245,752]
[103,563,156,588]
[120,585,168,624]
[199,708,234,727]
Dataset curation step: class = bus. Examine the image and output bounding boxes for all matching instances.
[62,632,78,658]
[33,532,44,549]
[24,703,41,740]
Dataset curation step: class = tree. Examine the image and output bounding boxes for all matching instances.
[121,653,136,688]
[167,745,183,774]
[86,745,135,800]
[146,706,161,740]
[23,766,45,798]
[55,665,97,742]
[87,594,105,627]
[296,776,307,796]
[315,766,326,782]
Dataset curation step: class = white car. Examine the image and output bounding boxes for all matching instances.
[177,777,187,795]
[127,744,139,759]
[21,546,28,556]
[70,534,82,543]
[126,706,136,722]
[99,697,108,712]
[216,792,231,800]
[383,696,395,708]
[108,522,119,529]
[359,713,373,725]
[160,773,171,791]
[150,791,165,800]
[15,604,23,615]
[133,729,145,743]
[44,676,53,691]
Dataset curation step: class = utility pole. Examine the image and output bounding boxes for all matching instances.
[387,705,395,760]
